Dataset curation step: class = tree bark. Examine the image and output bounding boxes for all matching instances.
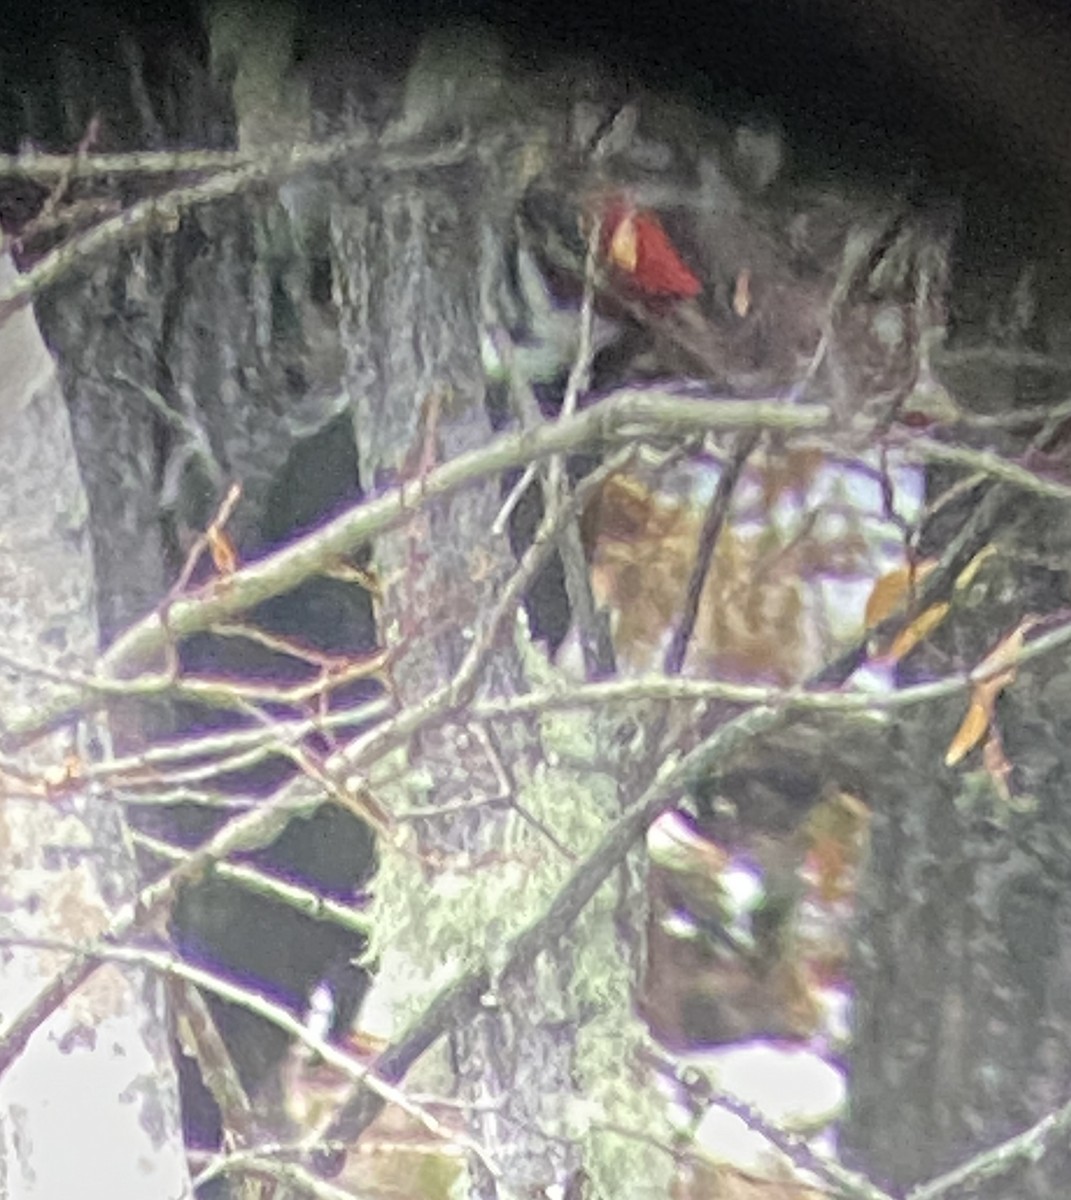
[326,78,603,1194]
[0,249,190,1199]
[11,8,1071,1200]
[843,479,1071,1196]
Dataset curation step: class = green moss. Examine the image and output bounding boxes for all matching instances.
[365,616,674,1196]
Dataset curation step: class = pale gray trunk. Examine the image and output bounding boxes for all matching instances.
[0,250,190,1199]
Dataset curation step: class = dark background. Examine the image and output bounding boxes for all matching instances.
[8,0,1070,298]
[4,0,1065,183]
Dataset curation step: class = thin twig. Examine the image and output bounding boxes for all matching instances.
[491,461,539,535]
[903,434,1071,499]
[0,452,634,1077]
[0,135,469,322]
[336,446,636,773]
[639,1044,888,1200]
[478,616,1071,718]
[0,933,497,1177]
[906,1090,1071,1200]
[10,386,1070,746]
[194,1148,358,1199]
[319,702,785,1151]
[0,146,258,180]
[5,386,829,749]
[500,213,617,679]
[169,978,257,1147]
[87,696,391,784]
[706,1090,892,1200]
[550,213,618,679]
[664,430,760,675]
[133,831,373,937]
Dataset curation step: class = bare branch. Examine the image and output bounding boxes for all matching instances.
[901,434,1071,499]
[906,1091,1071,1200]
[2,388,830,749]
[0,934,496,1175]
[133,831,373,937]
[169,979,257,1147]
[0,134,469,322]
[195,1148,359,1200]
[664,429,760,675]
[320,702,786,1150]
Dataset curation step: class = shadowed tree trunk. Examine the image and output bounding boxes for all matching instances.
[843,435,1071,1195]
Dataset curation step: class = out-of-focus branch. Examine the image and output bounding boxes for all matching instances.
[319,702,784,1152]
[0,933,492,1173]
[0,442,630,1079]
[906,1088,1071,1200]
[0,133,469,323]
[3,388,828,749]
[133,831,373,937]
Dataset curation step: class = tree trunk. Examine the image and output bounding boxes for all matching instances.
[841,490,1071,1196]
[0,249,190,1199]
[9,7,1071,1200]
[324,52,655,1193]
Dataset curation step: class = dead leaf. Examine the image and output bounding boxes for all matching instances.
[864,559,937,628]
[207,525,239,575]
[882,600,950,663]
[945,692,994,766]
[733,268,752,317]
[946,622,1030,767]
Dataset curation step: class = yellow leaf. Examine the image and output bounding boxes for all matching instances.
[864,559,937,628]
[882,600,950,662]
[946,623,1032,768]
[945,694,992,766]
[953,544,998,592]
[207,525,239,576]
[608,211,638,273]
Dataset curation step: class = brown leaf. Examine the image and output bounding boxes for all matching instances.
[207,525,239,576]
[864,559,937,628]
[982,730,1013,804]
[945,693,994,767]
[882,600,950,663]
[945,622,1030,767]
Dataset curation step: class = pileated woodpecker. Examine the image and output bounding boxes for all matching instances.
[492,103,948,419]
[488,102,949,677]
